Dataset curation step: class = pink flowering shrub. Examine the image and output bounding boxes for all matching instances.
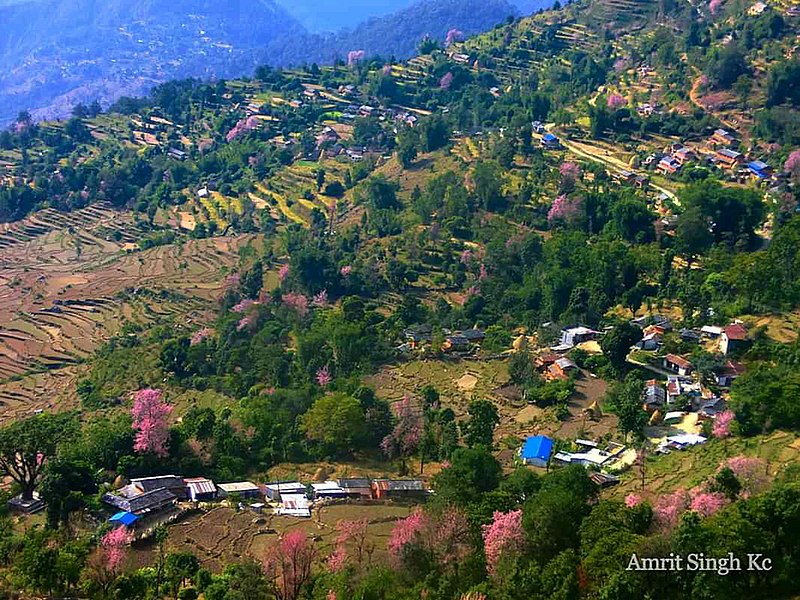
[547,195,583,225]
[654,488,690,527]
[327,519,372,573]
[264,530,316,600]
[381,396,422,459]
[440,72,454,91]
[226,116,261,142]
[190,327,213,346]
[625,494,642,508]
[388,509,427,560]
[347,50,366,66]
[316,365,332,387]
[721,456,767,496]
[278,264,290,282]
[607,93,627,110]
[689,489,728,517]
[712,410,735,439]
[709,0,725,14]
[283,293,309,317]
[237,314,257,331]
[482,510,524,575]
[131,389,172,457]
[388,508,471,569]
[445,28,464,47]
[340,265,352,277]
[101,527,132,573]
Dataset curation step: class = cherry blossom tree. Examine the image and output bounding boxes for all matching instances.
[327,519,373,573]
[389,507,471,569]
[131,389,172,457]
[278,264,290,282]
[547,195,582,225]
[654,488,690,527]
[102,527,132,573]
[388,509,426,561]
[721,456,767,497]
[709,0,725,14]
[316,366,332,387]
[226,116,261,142]
[445,28,464,47]
[264,530,316,600]
[440,72,454,91]
[607,93,627,110]
[381,396,422,461]
[689,489,728,517]
[625,493,642,508]
[232,299,256,314]
[283,293,309,317]
[347,50,366,66]
[712,410,735,438]
[482,509,524,575]
[786,149,800,183]
[559,161,581,182]
[237,314,257,331]
[340,265,352,277]
[190,328,213,346]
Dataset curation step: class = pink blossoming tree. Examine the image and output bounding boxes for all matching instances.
[547,195,582,225]
[440,72,454,91]
[190,328,213,346]
[278,264,291,283]
[482,509,524,575]
[625,493,642,508]
[264,530,316,600]
[316,365,332,387]
[722,456,767,497]
[712,410,735,438]
[607,93,627,110]
[381,396,422,461]
[786,149,800,183]
[689,489,728,517]
[327,519,373,573]
[311,290,329,308]
[654,488,690,527]
[445,28,464,47]
[347,50,366,67]
[283,293,309,317]
[559,161,581,182]
[101,527,132,573]
[131,389,172,457]
[340,265,352,277]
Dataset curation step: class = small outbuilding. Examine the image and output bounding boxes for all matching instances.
[520,435,554,468]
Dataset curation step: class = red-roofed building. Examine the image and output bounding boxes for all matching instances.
[663,354,694,377]
[721,324,749,355]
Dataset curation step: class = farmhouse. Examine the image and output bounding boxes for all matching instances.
[278,493,311,518]
[128,476,188,500]
[548,357,577,380]
[673,146,696,166]
[716,360,745,387]
[263,482,306,501]
[311,481,349,500]
[657,156,681,175]
[184,477,217,502]
[715,148,744,169]
[711,128,737,147]
[442,334,470,353]
[217,482,262,500]
[520,435,554,468]
[103,488,177,516]
[643,380,666,410]
[541,133,561,149]
[720,324,749,355]
[559,326,599,348]
[553,441,626,468]
[663,354,694,376]
[337,478,373,499]
[371,479,427,501]
[747,160,773,180]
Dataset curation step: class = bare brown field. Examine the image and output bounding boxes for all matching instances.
[0,203,259,422]
[130,503,412,573]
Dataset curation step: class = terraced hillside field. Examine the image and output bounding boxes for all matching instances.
[0,204,257,422]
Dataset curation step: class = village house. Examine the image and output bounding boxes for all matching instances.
[657,156,681,175]
[371,479,428,501]
[666,375,703,407]
[442,334,470,353]
[103,488,178,517]
[278,493,311,518]
[548,357,578,380]
[673,146,696,166]
[711,128,737,147]
[612,170,637,185]
[128,476,188,500]
[451,53,470,64]
[663,353,694,377]
[716,360,745,387]
[747,160,773,181]
[520,435,554,468]
[643,379,667,410]
[541,133,561,149]
[263,481,306,502]
[720,323,749,355]
[336,478,373,499]
[184,477,217,502]
[553,440,626,469]
[311,481,349,500]
[217,481,262,500]
[715,148,745,169]
[558,326,599,349]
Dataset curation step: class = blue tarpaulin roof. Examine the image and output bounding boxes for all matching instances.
[542,133,558,142]
[109,511,139,526]
[521,435,554,462]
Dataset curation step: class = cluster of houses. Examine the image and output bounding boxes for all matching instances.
[399,326,487,354]
[653,129,777,184]
[102,475,429,531]
[518,435,622,486]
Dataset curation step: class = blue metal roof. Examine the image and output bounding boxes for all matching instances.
[542,133,558,142]
[748,160,769,170]
[109,511,139,526]
[521,435,554,462]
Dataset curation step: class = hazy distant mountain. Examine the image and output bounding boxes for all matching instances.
[0,0,520,125]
